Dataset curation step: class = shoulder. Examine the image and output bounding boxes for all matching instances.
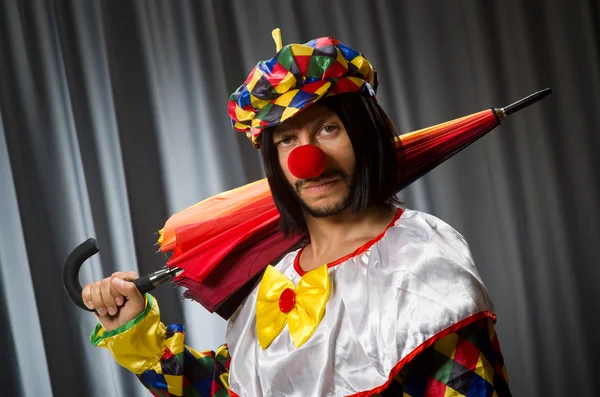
[393,208,469,247]
[364,208,492,310]
[378,208,474,266]
[331,209,496,380]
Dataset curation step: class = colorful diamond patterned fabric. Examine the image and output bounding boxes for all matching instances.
[135,317,510,396]
[228,37,378,147]
[137,325,231,397]
[376,317,511,397]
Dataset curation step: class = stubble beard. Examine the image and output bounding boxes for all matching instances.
[294,170,355,218]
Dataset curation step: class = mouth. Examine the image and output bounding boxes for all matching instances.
[303,178,337,188]
[294,169,347,196]
[302,178,338,194]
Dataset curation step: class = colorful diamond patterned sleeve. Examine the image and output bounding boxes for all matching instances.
[376,317,511,397]
[91,295,230,396]
[137,326,231,397]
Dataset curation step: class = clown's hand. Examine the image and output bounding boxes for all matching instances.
[82,272,146,331]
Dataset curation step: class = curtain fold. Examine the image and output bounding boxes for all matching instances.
[1,1,598,396]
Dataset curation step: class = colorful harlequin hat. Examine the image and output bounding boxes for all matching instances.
[228,29,378,147]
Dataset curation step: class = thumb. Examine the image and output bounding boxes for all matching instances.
[111,277,139,299]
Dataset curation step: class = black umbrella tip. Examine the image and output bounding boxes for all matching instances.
[502,88,554,117]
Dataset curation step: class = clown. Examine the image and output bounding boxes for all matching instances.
[84,31,511,396]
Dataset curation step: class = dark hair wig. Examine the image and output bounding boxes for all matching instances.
[260,93,403,236]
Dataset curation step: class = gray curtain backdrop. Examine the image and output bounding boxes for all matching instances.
[1,1,598,396]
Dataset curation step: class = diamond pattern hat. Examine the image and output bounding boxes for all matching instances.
[228,29,378,147]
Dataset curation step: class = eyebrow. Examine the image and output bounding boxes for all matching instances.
[273,114,334,137]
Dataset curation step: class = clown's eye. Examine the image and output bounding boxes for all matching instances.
[275,136,294,147]
[319,124,338,135]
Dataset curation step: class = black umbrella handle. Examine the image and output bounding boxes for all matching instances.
[63,238,158,312]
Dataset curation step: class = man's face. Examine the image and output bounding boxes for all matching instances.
[272,104,356,218]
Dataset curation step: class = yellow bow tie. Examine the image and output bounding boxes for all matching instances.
[256,264,331,349]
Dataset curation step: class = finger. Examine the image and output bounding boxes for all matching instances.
[112,271,139,282]
[100,278,118,316]
[111,277,142,301]
[108,279,125,307]
[111,272,139,306]
[81,283,94,310]
[90,282,106,316]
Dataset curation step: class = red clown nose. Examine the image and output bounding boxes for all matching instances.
[287,145,327,179]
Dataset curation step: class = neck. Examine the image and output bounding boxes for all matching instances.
[303,205,398,260]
